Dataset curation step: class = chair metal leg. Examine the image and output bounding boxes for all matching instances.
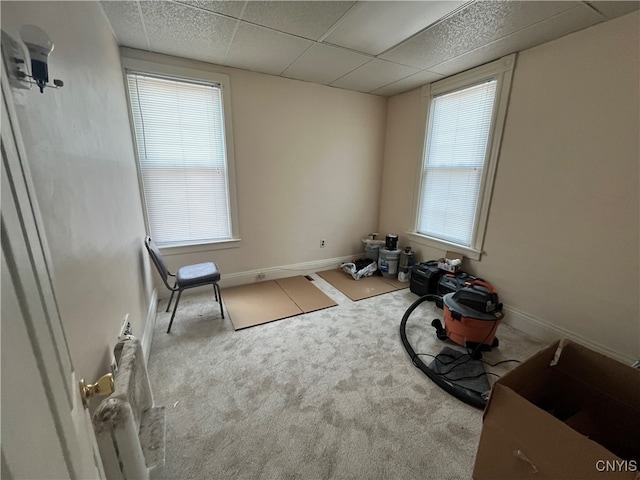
[215,283,224,319]
[166,290,175,312]
[213,283,218,302]
[166,281,178,312]
[167,289,183,333]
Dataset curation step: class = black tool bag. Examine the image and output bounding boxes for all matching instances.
[354,258,375,271]
[410,261,442,296]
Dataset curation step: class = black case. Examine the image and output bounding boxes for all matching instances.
[410,261,442,296]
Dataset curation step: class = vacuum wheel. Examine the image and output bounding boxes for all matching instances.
[431,319,448,340]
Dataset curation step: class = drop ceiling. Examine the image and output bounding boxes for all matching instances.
[100,0,639,97]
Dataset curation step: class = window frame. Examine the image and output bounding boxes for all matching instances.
[408,54,516,260]
[121,54,240,253]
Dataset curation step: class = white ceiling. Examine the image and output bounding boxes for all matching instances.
[100,0,639,97]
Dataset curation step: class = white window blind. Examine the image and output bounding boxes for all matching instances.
[127,72,231,246]
[417,80,497,247]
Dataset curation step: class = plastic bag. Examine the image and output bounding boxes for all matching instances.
[341,259,377,280]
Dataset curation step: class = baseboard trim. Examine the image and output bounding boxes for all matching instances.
[154,254,363,300]
[502,303,635,365]
[218,254,361,288]
[141,288,158,364]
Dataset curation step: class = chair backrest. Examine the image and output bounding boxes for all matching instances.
[144,236,172,289]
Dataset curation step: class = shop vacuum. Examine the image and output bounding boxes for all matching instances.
[400,281,504,409]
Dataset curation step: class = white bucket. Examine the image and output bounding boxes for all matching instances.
[379,248,401,278]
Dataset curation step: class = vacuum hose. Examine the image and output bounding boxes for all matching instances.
[399,294,487,409]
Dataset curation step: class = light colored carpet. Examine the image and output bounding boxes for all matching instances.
[147,273,547,480]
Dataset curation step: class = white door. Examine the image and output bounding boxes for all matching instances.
[1,71,106,479]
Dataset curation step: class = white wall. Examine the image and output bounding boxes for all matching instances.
[379,12,640,362]
[120,49,388,288]
[1,1,154,382]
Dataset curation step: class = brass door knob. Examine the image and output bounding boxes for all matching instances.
[79,373,114,408]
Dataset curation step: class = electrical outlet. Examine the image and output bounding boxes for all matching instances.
[258,271,266,279]
[320,239,325,248]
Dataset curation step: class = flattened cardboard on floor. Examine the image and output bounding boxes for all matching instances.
[223,281,303,330]
[275,276,337,313]
[223,276,336,330]
[318,269,407,301]
[473,340,640,480]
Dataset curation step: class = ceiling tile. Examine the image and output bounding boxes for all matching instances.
[241,1,355,41]
[371,69,444,96]
[586,1,640,19]
[281,43,371,85]
[139,1,237,65]
[324,0,465,55]
[380,1,578,69]
[330,59,419,93]
[226,22,313,76]
[429,4,603,77]
[100,0,630,98]
[174,0,247,18]
[100,1,149,50]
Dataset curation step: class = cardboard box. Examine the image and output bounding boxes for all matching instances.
[437,251,463,273]
[473,340,640,480]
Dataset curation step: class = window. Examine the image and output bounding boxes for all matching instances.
[124,63,238,249]
[411,54,515,260]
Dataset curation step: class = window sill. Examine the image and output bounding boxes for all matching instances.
[160,238,241,256]
[406,232,483,261]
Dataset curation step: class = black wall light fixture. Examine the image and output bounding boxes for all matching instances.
[1,25,64,93]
